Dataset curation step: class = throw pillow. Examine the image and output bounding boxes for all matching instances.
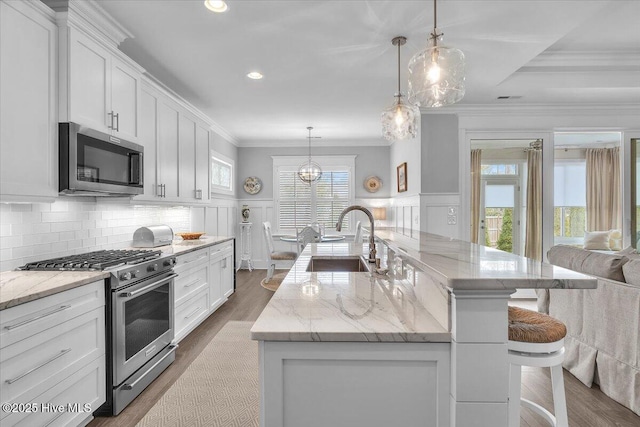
[547,244,628,282]
[609,229,623,251]
[622,259,640,286]
[583,230,611,250]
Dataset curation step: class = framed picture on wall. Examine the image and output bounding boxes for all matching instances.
[397,162,407,192]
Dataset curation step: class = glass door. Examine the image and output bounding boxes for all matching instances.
[480,180,520,254]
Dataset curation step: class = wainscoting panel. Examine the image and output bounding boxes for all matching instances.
[390,194,420,239]
[420,193,461,239]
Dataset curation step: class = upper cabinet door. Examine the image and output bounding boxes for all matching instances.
[140,88,159,198]
[195,125,210,201]
[157,99,180,199]
[68,30,110,134]
[178,114,196,199]
[110,58,140,142]
[0,1,58,201]
[63,28,141,142]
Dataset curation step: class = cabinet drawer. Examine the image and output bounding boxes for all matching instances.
[174,248,209,274]
[4,354,105,427]
[0,307,105,412]
[174,264,208,305]
[0,281,104,349]
[209,241,233,262]
[174,287,209,343]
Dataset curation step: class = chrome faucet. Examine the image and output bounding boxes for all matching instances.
[336,205,377,263]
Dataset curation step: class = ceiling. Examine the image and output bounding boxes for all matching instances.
[96,0,640,146]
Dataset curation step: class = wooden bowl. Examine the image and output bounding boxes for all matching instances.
[176,232,205,240]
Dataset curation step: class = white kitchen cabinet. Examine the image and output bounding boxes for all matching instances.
[157,98,180,199]
[179,114,197,199]
[0,280,106,427]
[195,125,211,201]
[0,0,57,202]
[210,240,235,307]
[60,26,142,142]
[140,87,159,198]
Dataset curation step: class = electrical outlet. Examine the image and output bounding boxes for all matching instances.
[447,215,457,225]
[448,206,457,215]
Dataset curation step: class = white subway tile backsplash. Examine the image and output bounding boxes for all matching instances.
[1,199,191,271]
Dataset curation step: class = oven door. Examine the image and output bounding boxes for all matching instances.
[112,271,176,386]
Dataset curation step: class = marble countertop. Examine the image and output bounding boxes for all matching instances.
[251,242,451,343]
[0,270,109,310]
[0,236,233,311]
[375,229,597,291]
[146,236,234,256]
[251,230,597,343]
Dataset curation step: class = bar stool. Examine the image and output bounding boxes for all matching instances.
[508,306,568,427]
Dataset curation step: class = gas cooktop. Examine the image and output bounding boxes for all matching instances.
[18,249,162,271]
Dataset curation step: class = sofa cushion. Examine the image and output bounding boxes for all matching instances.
[547,245,628,282]
[584,230,611,250]
[622,259,640,286]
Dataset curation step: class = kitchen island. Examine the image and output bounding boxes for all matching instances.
[251,230,597,427]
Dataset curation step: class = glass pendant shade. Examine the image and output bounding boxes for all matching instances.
[298,126,322,184]
[381,36,419,141]
[382,94,419,140]
[298,160,322,183]
[407,40,465,108]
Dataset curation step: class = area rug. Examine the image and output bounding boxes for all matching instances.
[136,321,258,427]
[260,272,286,291]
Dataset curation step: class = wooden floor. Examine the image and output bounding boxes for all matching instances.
[90,270,639,427]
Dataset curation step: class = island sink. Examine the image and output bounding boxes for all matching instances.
[306,256,370,272]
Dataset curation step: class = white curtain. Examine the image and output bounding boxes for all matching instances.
[525,149,542,260]
[470,149,482,243]
[586,147,621,231]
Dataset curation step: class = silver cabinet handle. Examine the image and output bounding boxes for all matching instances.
[113,112,120,132]
[6,349,71,384]
[5,305,71,330]
[222,258,227,269]
[157,184,163,197]
[183,277,201,288]
[162,184,166,197]
[122,345,177,391]
[195,189,202,200]
[179,254,208,266]
[120,273,178,298]
[184,307,202,319]
[108,111,114,129]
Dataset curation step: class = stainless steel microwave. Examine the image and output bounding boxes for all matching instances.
[59,122,144,196]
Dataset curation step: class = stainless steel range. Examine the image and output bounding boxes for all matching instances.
[19,249,178,415]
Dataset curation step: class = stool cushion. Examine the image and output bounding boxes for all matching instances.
[508,306,567,343]
[270,251,297,260]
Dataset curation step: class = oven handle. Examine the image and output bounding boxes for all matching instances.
[122,344,178,390]
[119,273,178,298]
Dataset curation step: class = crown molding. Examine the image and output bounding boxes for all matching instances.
[141,74,238,146]
[237,138,392,148]
[526,50,640,68]
[421,103,640,117]
[21,0,57,21]
[47,0,133,51]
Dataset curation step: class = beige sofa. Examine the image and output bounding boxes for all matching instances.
[539,245,640,415]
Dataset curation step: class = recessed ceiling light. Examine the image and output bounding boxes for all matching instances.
[204,0,228,13]
[247,72,263,80]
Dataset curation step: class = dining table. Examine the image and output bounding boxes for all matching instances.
[279,234,346,243]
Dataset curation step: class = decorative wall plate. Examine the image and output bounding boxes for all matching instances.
[364,176,382,193]
[243,176,262,194]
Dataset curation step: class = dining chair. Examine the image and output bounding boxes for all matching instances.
[262,222,297,283]
[297,226,321,254]
[353,221,363,243]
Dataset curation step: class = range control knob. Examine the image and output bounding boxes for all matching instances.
[131,270,140,278]
[148,263,159,272]
[163,258,176,267]
[119,271,132,281]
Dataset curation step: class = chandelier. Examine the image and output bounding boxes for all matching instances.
[407,0,465,107]
[298,127,322,184]
[381,36,419,141]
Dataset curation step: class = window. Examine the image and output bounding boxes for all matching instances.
[481,163,518,175]
[554,161,586,240]
[273,156,355,233]
[211,151,233,194]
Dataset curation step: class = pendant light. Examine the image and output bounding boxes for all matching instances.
[298,127,322,184]
[407,0,465,108]
[381,36,420,141]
